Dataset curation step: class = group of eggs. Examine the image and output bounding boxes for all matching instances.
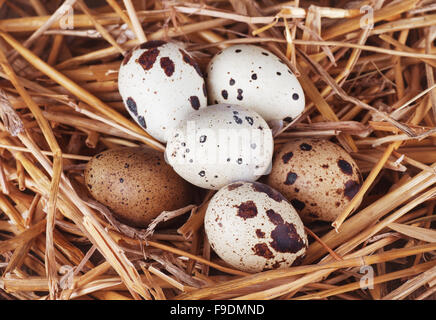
[84,40,362,273]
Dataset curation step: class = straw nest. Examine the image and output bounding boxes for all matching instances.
[0,0,435,301]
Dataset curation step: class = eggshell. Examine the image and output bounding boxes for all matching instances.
[266,138,362,222]
[206,44,305,122]
[204,181,308,273]
[165,104,274,190]
[84,147,193,227]
[118,40,207,142]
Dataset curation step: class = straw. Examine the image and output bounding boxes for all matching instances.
[0,0,435,301]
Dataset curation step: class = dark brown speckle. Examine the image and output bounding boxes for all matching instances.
[338,159,353,176]
[285,172,298,185]
[272,261,281,269]
[282,152,293,164]
[266,209,284,225]
[233,115,243,124]
[227,183,243,191]
[189,96,201,110]
[251,182,286,203]
[256,229,265,238]
[300,143,312,151]
[137,116,146,129]
[245,116,254,125]
[236,200,258,220]
[202,83,207,97]
[140,40,166,49]
[344,180,361,200]
[237,89,244,101]
[160,57,175,76]
[221,89,228,100]
[270,222,305,254]
[137,48,159,71]
[253,243,274,259]
[126,97,138,116]
[179,49,203,77]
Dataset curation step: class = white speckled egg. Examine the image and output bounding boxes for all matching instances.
[118,40,207,142]
[206,44,305,122]
[266,138,363,222]
[165,104,273,190]
[205,181,308,273]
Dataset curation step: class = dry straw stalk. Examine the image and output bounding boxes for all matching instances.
[0,0,434,301]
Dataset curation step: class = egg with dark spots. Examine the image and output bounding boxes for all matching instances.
[118,40,207,143]
[266,138,362,222]
[165,104,274,190]
[204,181,308,273]
[84,147,193,227]
[206,44,305,122]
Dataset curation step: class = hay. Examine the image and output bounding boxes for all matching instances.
[0,0,435,300]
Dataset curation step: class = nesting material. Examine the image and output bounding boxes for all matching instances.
[0,0,434,301]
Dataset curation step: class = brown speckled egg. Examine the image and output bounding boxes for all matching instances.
[118,40,207,143]
[266,138,362,222]
[204,181,308,273]
[84,147,193,227]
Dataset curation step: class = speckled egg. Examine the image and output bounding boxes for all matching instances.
[118,40,207,142]
[204,181,308,273]
[165,104,274,190]
[206,44,305,122]
[266,138,362,222]
[84,147,193,227]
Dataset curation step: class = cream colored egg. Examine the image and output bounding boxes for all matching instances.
[206,44,305,122]
[118,40,207,143]
[84,147,193,227]
[266,138,362,222]
[165,104,274,190]
[204,181,308,273]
